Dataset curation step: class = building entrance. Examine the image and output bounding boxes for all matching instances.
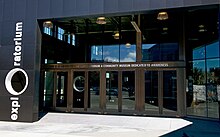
[144,70,177,115]
[41,64,182,116]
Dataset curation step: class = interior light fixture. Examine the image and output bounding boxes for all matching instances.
[157,12,168,20]
[113,32,120,39]
[125,43,131,48]
[198,24,206,32]
[43,21,53,28]
[96,17,107,24]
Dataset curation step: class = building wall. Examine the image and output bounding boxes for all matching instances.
[0,0,219,122]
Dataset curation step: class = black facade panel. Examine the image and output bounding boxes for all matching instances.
[14,0,26,21]
[3,0,14,22]
[184,0,202,6]
[0,70,9,96]
[50,0,63,17]
[23,20,37,45]
[37,0,50,18]
[0,22,1,43]
[104,0,118,13]
[1,21,15,46]
[90,0,104,14]
[0,46,14,70]
[0,0,3,22]
[150,0,166,9]
[76,0,90,16]
[0,96,34,122]
[0,96,11,120]
[133,0,150,11]
[17,96,34,122]
[26,0,38,20]
[166,0,184,8]
[63,0,76,14]
[23,46,36,70]
[118,0,133,12]
[201,0,220,5]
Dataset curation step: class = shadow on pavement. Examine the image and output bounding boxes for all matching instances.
[162,118,220,137]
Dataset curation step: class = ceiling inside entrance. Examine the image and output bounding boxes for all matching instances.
[47,16,135,35]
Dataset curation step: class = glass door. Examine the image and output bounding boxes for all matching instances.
[56,72,67,107]
[122,71,135,112]
[145,71,159,114]
[73,71,85,108]
[163,70,177,113]
[88,71,100,111]
[106,71,118,111]
[144,70,177,115]
[43,71,55,109]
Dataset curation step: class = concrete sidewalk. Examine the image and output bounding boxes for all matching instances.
[0,113,217,137]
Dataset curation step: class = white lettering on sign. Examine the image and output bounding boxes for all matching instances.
[5,22,29,121]
[90,63,169,68]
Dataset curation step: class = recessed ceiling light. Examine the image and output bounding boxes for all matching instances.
[43,21,53,28]
[96,17,107,25]
[157,12,168,20]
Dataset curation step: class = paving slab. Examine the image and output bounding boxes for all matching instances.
[0,113,194,137]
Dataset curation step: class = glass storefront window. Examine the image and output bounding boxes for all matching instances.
[193,46,205,60]
[91,46,103,62]
[186,5,219,118]
[160,43,179,61]
[206,41,219,58]
[142,44,159,61]
[207,59,219,118]
[120,44,136,62]
[91,44,136,63]
[103,45,119,62]
[142,43,179,61]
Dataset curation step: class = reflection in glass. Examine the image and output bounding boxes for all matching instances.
[207,59,219,118]
[145,71,159,113]
[193,46,205,60]
[160,43,179,61]
[103,45,119,62]
[142,44,158,61]
[56,72,67,107]
[91,44,136,63]
[89,71,100,111]
[187,60,207,117]
[106,71,118,110]
[44,71,54,108]
[163,71,177,112]
[206,41,219,58]
[91,46,103,62]
[142,43,179,61]
[122,71,135,111]
[120,44,136,62]
[193,60,206,84]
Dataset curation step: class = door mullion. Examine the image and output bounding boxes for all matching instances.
[53,72,57,108]
[118,71,122,112]
[84,71,88,111]
[158,71,163,115]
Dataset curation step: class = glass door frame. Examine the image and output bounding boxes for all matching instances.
[41,63,186,117]
[100,68,136,114]
[142,68,186,117]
